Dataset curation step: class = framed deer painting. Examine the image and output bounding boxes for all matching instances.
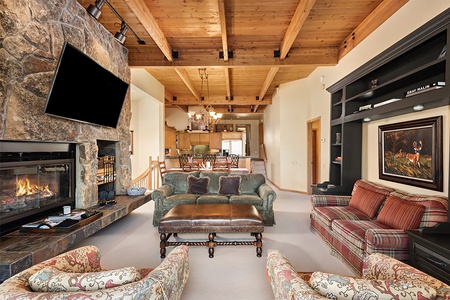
[378,116,443,191]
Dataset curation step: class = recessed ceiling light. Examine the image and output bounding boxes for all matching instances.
[363,117,371,122]
[413,104,424,111]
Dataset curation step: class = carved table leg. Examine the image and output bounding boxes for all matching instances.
[160,232,167,258]
[208,232,215,258]
[255,232,262,258]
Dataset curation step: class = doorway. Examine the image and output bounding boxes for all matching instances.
[307,117,321,194]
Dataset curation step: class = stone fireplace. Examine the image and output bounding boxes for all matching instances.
[0,0,133,229]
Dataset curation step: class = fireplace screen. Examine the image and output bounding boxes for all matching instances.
[0,159,73,226]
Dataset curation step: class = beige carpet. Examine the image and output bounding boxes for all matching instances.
[71,184,353,299]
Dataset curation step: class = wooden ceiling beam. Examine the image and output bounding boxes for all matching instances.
[279,0,317,60]
[174,68,201,101]
[171,96,271,106]
[218,0,229,62]
[259,67,279,101]
[124,0,173,61]
[128,47,338,67]
[337,0,409,60]
[224,68,231,99]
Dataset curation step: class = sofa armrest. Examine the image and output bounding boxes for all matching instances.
[266,249,327,300]
[311,194,351,207]
[257,183,277,209]
[151,185,174,210]
[363,253,450,300]
[142,245,190,300]
[365,229,410,249]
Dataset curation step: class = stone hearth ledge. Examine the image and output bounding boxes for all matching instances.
[0,194,151,283]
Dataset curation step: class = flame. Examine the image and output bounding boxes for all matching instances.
[15,177,54,197]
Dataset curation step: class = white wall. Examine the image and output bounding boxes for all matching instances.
[130,70,165,179]
[166,107,189,131]
[264,0,449,194]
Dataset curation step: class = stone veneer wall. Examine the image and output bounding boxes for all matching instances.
[0,0,132,208]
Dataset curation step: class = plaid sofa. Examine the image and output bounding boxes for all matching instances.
[310,179,448,275]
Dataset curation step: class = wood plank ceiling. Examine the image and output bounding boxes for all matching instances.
[77,0,408,119]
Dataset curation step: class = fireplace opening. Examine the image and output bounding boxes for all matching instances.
[0,142,75,235]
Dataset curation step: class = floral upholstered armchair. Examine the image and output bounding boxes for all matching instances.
[266,250,450,300]
[0,245,189,300]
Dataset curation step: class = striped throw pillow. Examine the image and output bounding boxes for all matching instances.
[349,185,387,218]
[377,195,425,230]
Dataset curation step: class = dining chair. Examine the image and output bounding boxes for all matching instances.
[229,154,239,168]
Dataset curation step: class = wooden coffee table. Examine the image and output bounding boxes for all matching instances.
[158,203,264,258]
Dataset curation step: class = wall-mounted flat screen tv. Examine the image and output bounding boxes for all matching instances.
[44,42,129,128]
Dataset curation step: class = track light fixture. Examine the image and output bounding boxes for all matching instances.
[86,0,146,45]
[114,22,127,44]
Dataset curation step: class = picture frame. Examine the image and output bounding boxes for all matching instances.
[378,116,443,191]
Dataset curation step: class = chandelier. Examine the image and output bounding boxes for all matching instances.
[187,68,222,131]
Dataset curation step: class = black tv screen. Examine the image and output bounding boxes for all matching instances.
[44,42,129,128]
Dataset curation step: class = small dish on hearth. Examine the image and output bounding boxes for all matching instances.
[127,187,146,196]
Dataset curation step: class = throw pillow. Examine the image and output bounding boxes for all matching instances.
[187,175,210,194]
[219,176,241,195]
[349,185,387,218]
[309,272,436,300]
[377,195,425,230]
[28,266,142,292]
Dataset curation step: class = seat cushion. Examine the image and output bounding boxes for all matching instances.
[29,266,142,292]
[332,220,391,252]
[229,194,263,205]
[163,194,198,207]
[196,194,229,204]
[377,195,425,230]
[313,206,372,229]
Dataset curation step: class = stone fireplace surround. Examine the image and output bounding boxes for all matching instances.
[0,0,133,210]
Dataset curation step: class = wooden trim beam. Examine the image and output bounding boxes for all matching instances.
[128,47,338,67]
[172,96,272,105]
[218,0,229,62]
[124,0,173,61]
[224,68,231,99]
[259,67,279,101]
[337,0,409,60]
[279,0,317,60]
[174,68,201,101]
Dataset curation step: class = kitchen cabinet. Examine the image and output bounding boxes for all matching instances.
[189,133,209,145]
[165,125,177,153]
[222,132,242,140]
[324,10,450,195]
[178,133,190,149]
[209,133,222,149]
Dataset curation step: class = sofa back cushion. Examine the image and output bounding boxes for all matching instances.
[349,180,392,218]
[240,174,265,194]
[164,172,200,193]
[377,195,425,229]
[200,172,229,193]
[388,191,448,228]
[309,271,436,300]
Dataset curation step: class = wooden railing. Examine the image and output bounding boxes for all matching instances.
[132,156,161,190]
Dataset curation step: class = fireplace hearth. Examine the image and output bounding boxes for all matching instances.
[0,142,75,235]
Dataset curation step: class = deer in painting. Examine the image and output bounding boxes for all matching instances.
[406,140,422,167]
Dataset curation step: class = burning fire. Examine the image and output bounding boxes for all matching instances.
[16,177,54,197]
